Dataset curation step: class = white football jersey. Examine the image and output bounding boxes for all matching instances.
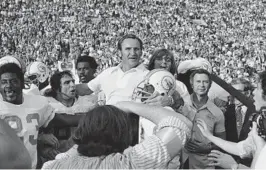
[23,84,41,95]
[46,95,98,115]
[46,95,98,152]
[0,94,55,168]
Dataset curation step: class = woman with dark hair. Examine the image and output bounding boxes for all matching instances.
[148,49,189,99]
[42,102,192,169]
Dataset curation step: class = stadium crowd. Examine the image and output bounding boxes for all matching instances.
[0,0,266,169]
[1,0,266,81]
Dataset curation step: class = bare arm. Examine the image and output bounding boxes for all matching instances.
[47,113,85,128]
[197,119,240,156]
[116,102,192,159]
[75,84,94,96]
[211,131,226,150]
[116,102,192,128]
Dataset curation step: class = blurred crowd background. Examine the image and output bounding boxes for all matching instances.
[0,0,265,84]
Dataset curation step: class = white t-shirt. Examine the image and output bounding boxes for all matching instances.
[0,94,55,168]
[87,64,149,105]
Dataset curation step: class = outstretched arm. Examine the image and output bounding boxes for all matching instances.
[116,102,192,159]
[116,101,192,128]
[46,113,85,129]
[196,119,240,156]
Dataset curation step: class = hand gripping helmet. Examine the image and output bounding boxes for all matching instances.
[132,69,176,102]
[25,61,49,84]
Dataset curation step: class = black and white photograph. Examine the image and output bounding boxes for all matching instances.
[0,0,266,169]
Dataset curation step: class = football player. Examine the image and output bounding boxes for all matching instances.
[0,55,26,100]
[0,63,55,168]
[40,70,98,161]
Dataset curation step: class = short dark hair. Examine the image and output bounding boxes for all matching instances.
[117,34,143,51]
[190,69,212,88]
[148,49,177,75]
[76,55,98,71]
[47,70,73,97]
[259,71,266,96]
[0,63,24,88]
[73,105,133,157]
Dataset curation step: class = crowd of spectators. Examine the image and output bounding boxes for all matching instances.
[0,0,266,83]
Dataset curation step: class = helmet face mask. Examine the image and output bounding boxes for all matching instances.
[25,62,49,87]
[27,74,40,86]
[132,69,176,102]
[133,83,155,102]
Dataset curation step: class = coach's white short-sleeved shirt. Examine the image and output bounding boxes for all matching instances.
[88,63,149,105]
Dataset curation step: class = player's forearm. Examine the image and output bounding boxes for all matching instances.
[49,114,84,128]
[118,102,192,129]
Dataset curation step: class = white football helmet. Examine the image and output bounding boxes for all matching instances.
[25,61,49,84]
[132,69,176,102]
[0,55,26,73]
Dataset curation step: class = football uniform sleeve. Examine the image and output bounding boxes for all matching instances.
[40,103,56,128]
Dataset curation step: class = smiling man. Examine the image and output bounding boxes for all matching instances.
[184,69,226,169]
[0,63,55,169]
[76,34,149,105]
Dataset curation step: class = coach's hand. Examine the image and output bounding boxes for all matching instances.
[143,91,173,107]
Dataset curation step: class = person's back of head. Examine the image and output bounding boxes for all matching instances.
[0,119,31,168]
[73,105,133,157]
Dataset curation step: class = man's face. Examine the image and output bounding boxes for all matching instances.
[120,38,142,70]
[0,73,23,104]
[191,73,210,97]
[253,82,266,111]
[59,75,76,100]
[76,62,94,83]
